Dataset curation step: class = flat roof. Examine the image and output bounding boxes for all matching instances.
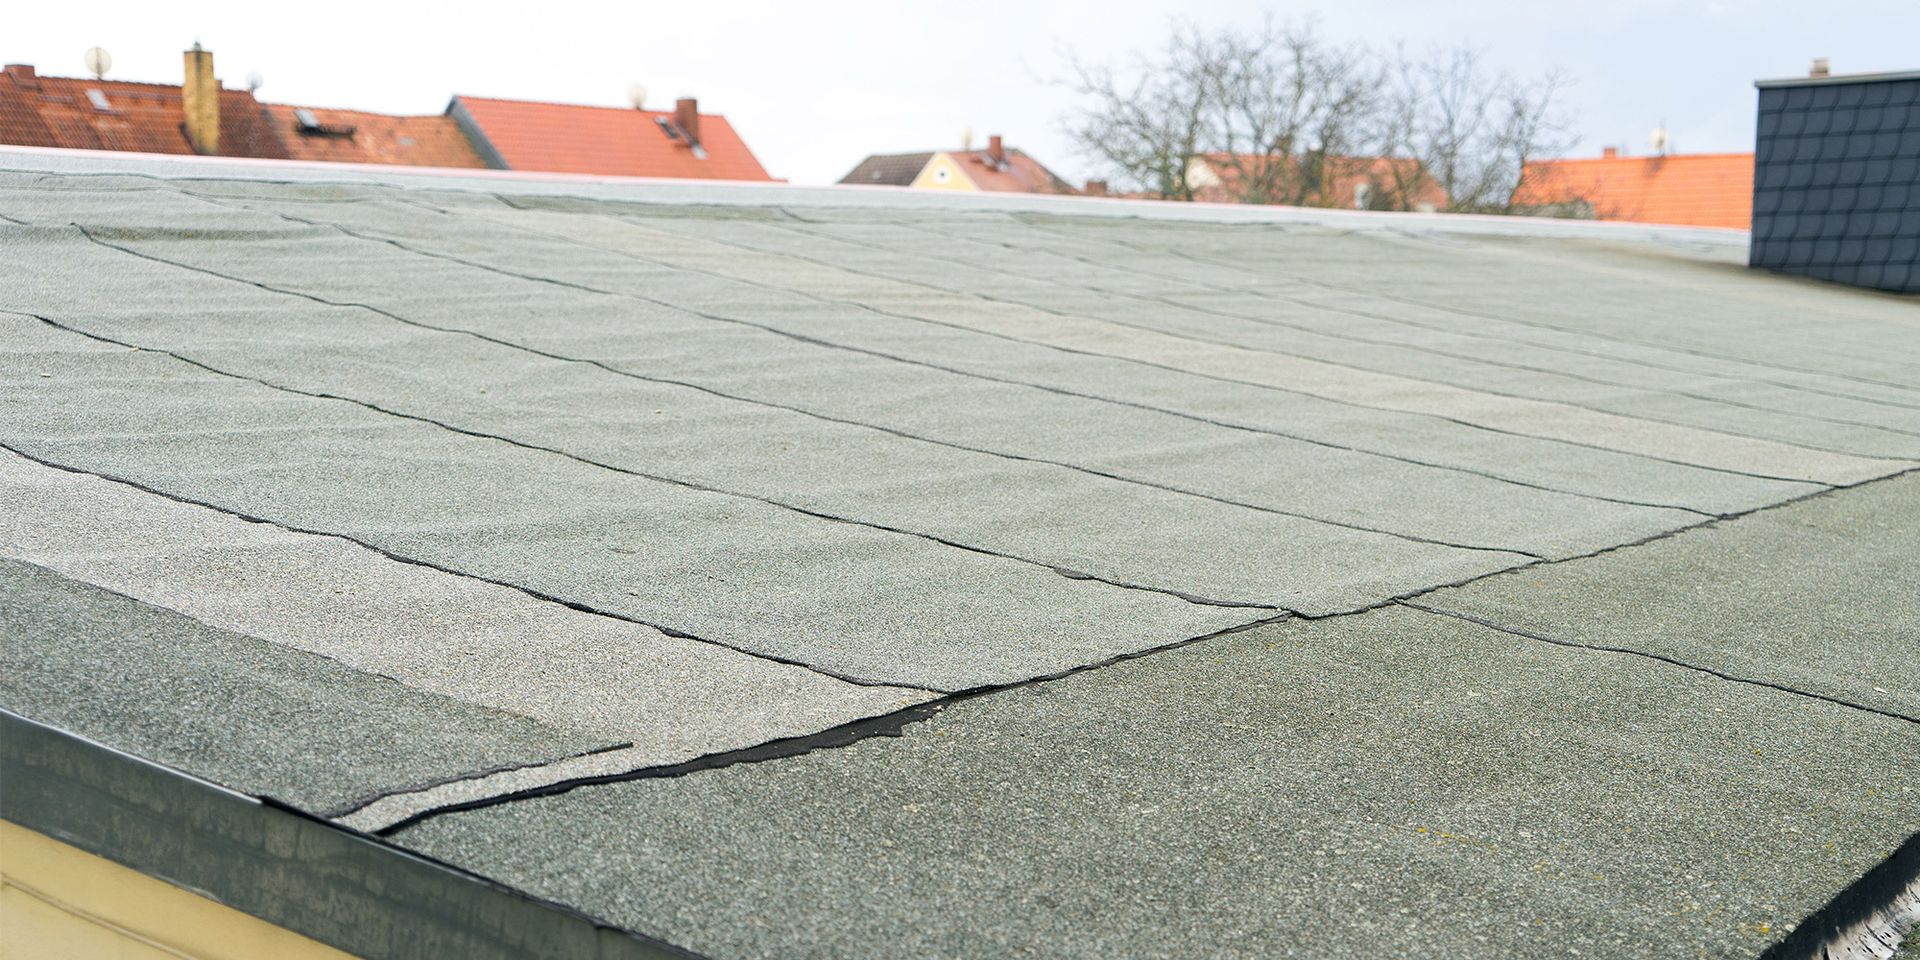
[2,147,1916,959]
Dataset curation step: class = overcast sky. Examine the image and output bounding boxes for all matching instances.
[10,1,1917,185]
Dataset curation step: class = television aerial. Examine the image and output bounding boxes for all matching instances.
[83,47,111,80]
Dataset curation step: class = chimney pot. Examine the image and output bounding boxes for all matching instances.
[987,134,1005,166]
[1084,179,1109,197]
[4,64,38,89]
[1601,146,1618,159]
[673,97,700,146]
[1810,57,1830,78]
[182,44,220,155]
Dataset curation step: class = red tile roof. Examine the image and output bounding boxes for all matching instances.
[451,96,772,181]
[1,64,289,159]
[950,148,1078,194]
[1192,153,1450,210]
[262,104,484,168]
[1515,152,1753,230]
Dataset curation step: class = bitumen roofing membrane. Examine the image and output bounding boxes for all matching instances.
[0,153,1916,958]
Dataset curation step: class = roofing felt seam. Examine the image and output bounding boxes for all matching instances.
[822,216,1917,441]
[454,203,1805,517]
[1395,600,1919,725]
[27,234,1536,607]
[731,218,1920,468]
[37,180,1827,526]
[5,156,1918,957]
[615,215,1909,483]
[0,438,946,690]
[114,193,1724,555]
[22,300,1297,610]
[0,342,1265,689]
[1031,221,1920,411]
[140,202,1596,559]
[905,217,1920,443]
[1062,218,1920,396]
[183,183,1904,460]
[351,610,1296,836]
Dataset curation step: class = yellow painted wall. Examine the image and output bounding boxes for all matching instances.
[909,152,978,191]
[0,820,359,960]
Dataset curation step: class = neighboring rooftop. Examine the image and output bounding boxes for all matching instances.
[1187,152,1453,210]
[262,103,486,169]
[450,95,773,180]
[1515,149,1755,229]
[1,149,1917,960]
[0,62,290,159]
[837,136,1078,194]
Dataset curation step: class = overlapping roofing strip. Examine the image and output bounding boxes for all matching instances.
[3,158,1919,945]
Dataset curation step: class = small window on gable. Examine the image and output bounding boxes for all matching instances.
[86,89,111,111]
[933,167,950,183]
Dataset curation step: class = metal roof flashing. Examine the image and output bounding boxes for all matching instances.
[1755,68,1920,88]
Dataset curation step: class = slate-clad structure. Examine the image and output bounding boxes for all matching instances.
[1751,68,1920,292]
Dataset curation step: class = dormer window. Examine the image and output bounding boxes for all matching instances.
[293,107,356,139]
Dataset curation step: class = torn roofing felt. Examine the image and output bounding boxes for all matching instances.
[1,155,1918,838]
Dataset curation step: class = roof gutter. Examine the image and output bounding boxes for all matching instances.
[0,708,702,960]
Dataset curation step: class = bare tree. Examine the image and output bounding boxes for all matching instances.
[1057,24,1577,214]
[1201,19,1380,206]
[1056,27,1214,201]
[1364,45,1577,213]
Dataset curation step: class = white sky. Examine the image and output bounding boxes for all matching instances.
[9,1,1917,185]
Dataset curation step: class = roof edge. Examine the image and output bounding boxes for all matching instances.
[0,144,1747,246]
[1755,68,1920,88]
[0,708,702,960]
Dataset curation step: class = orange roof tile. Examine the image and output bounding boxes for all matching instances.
[951,148,1078,194]
[1193,153,1450,210]
[1515,153,1753,230]
[1,65,289,159]
[263,104,484,168]
[451,95,772,181]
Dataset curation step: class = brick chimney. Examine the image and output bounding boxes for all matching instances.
[1601,146,1618,159]
[673,97,700,146]
[1810,58,1831,78]
[3,64,38,90]
[1083,179,1109,197]
[182,43,219,155]
[987,134,1005,167]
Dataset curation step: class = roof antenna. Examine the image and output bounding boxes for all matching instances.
[83,46,112,80]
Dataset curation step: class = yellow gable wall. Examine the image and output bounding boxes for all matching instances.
[909,152,979,191]
[0,820,360,960]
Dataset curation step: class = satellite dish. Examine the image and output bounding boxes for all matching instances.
[246,71,264,93]
[628,84,648,110]
[83,47,111,80]
[1649,124,1670,156]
